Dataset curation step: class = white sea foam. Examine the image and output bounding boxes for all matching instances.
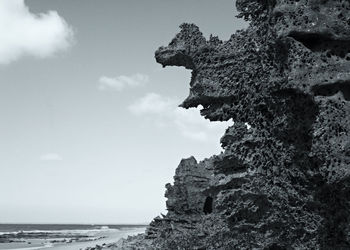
[6,243,53,250]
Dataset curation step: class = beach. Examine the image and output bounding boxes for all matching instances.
[0,224,146,250]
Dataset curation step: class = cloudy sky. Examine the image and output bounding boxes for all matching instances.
[0,0,247,224]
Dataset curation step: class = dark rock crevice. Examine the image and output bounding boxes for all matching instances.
[312,81,350,101]
[288,32,350,60]
[203,197,213,215]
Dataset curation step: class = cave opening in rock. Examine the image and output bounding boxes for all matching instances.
[203,196,213,214]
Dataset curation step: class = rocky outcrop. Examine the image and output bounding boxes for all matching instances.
[145,156,214,239]
[165,157,213,217]
[119,0,350,249]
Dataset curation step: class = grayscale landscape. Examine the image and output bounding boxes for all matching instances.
[1,0,350,249]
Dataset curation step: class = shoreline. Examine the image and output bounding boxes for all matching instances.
[0,226,146,250]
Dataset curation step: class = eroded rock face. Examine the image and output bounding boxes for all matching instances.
[138,1,350,249]
[165,156,214,216]
[145,157,214,240]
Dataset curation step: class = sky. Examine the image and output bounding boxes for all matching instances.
[0,0,247,224]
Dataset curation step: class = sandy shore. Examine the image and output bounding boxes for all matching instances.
[0,227,146,250]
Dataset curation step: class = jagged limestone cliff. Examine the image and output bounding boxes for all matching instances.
[116,0,350,249]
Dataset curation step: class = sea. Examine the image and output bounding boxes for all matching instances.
[0,224,146,250]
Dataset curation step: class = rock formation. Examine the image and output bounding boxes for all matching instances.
[118,0,350,249]
[146,157,214,240]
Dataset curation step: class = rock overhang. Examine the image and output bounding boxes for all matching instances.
[134,0,350,248]
[155,1,350,122]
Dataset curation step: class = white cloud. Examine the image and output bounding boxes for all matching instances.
[40,153,63,161]
[128,93,176,114]
[98,74,149,91]
[0,0,73,64]
[129,93,232,141]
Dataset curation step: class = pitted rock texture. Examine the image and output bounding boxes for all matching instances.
[119,1,350,249]
[145,157,215,240]
[165,157,214,216]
